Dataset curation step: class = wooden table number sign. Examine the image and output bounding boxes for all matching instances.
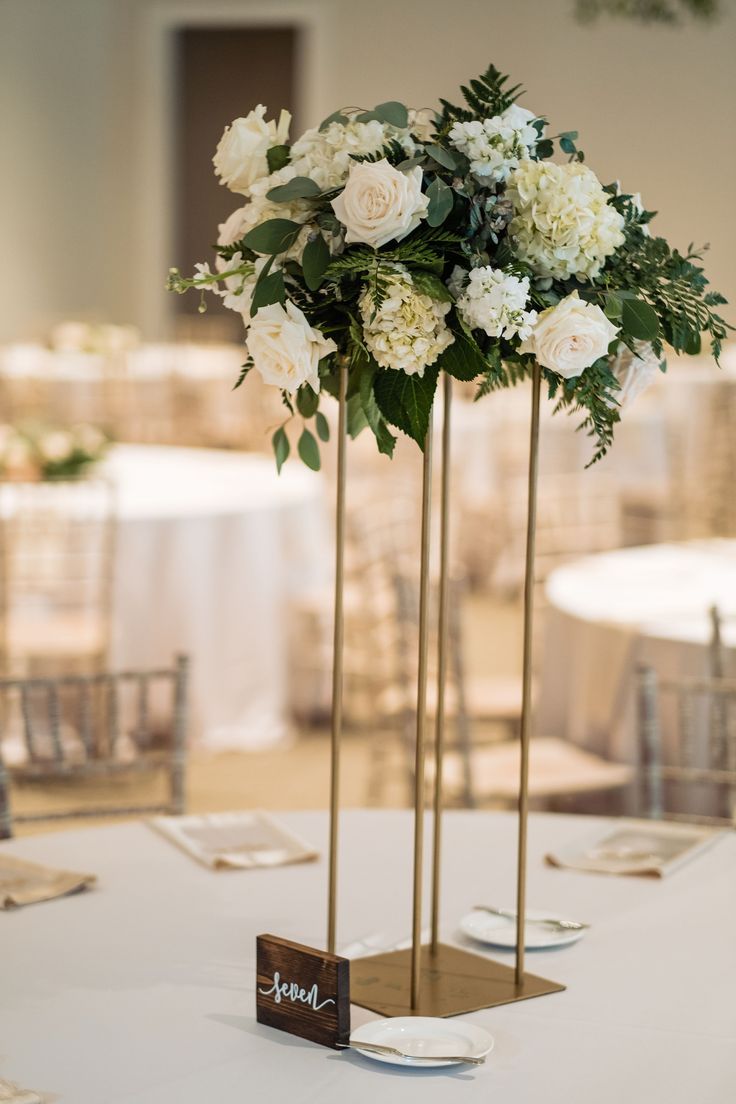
[256,934,350,1049]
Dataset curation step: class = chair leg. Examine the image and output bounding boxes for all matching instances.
[169,655,189,815]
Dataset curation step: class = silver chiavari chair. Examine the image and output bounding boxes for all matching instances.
[637,665,736,827]
[0,655,189,839]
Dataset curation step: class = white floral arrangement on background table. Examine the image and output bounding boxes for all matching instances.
[0,423,109,482]
[168,62,729,470]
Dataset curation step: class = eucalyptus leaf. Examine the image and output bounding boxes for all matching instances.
[272,427,290,473]
[373,101,409,128]
[302,234,331,291]
[249,270,285,316]
[297,428,321,470]
[266,176,321,202]
[266,145,290,173]
[243,219,302,256]
[425,144,460,171]
[319,111,349,132]
[410,269,452,302]
[296,385,319,418]
[315,411,330,442]
[621,297,660,341]
[426,177,454,228]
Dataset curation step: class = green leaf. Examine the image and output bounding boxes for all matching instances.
[266,176,321,202]
[249,269,285,316]
[319,111,349,132]
[358,363,396,457]
[346,393,369,438]
[296,385,319,418]
[604,292,623,321]
[436,325,486,381]
[373,101,409,128]
[315,411,330,442]
[535,138,554,159]
[266,145,290,173]
[560,136,577,155]
[425,144,460,171]
[301,234,331,291]
[272,427,290,473]
[242,218,302,255]
[410,269,452,302]
[232,364,251,390]
[426,177,454,227]
[373,366,439,446]
[297,428,321,470]
[621,297,660,341]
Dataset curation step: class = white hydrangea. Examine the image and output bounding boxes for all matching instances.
[448,104,539,185]
[289,118,417,192]
[507,160,625,281]
[360,266,454,377]
[456,266,538,342]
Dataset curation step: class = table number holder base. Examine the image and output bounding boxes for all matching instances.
[327,363,563,1015]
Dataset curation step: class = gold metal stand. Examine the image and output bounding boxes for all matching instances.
[350,363,563,1016]
[327,362,347,955]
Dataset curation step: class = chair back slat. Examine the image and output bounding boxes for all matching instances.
[0,655,189,837]
[636,663,736,826]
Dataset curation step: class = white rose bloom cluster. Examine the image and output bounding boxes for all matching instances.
[289,118,416,191]
[213,105,291,195]
[519,291,619,378]
[448,105,539,184]
[247,301,337,394]
[456,266,538,341]
[360,266,454,377]
[507,160,625,281]
[332,160,429,248]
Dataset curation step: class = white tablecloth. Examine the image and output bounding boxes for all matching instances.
[538,541,736,784]
[0,810,733,1103]
[105,445,330,748]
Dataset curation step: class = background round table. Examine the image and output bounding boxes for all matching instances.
[0,810,733,1103]
[537,541,736,786]
[105,445,329,749]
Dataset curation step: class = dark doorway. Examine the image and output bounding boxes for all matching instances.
[173,26,299,339]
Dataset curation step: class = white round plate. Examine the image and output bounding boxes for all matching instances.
[351,1016,493,1069]
[460,907,586,950]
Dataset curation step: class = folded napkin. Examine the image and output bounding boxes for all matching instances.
[0,1078,44,1102]
[546,820,720,878]
[0,853,96,910]
[149,810,319,870]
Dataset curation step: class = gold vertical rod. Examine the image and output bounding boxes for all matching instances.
[515,362,542,987]
[430,375,452,954]
[411,421,434,1010]
[327,361,347,956]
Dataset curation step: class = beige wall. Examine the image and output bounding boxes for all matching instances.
[2,0,734,341]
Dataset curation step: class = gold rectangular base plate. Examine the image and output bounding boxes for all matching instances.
[350,943,565,1018]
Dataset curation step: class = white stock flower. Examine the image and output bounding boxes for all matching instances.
[213,106,291,195]
[234,190,312,262]
[360,266,454,377]
[290,118,417,192]
[519,291,619,378]
[507,160,625,281]
[456,266,538,341]
[247,301,336,394]
[609,340,660,407]
[214,252,279,328]
[449,104,539,185]
[331,160,429,249]
[217,205,251,247]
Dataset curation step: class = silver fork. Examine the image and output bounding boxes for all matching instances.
[342,1041,486,1065]
[473,905,589,931]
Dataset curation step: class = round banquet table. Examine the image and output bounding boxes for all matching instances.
[0,810,733,1103]
[537,541,736,806]
[104,445,330,749]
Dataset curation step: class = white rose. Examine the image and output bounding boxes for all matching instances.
[331,160,429,248]
[213,106,291,195]
[519,291,619,378]
[247,301,337,394]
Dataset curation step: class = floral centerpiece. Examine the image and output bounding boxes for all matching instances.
[168,64,729,470]
[0,423,109,482]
